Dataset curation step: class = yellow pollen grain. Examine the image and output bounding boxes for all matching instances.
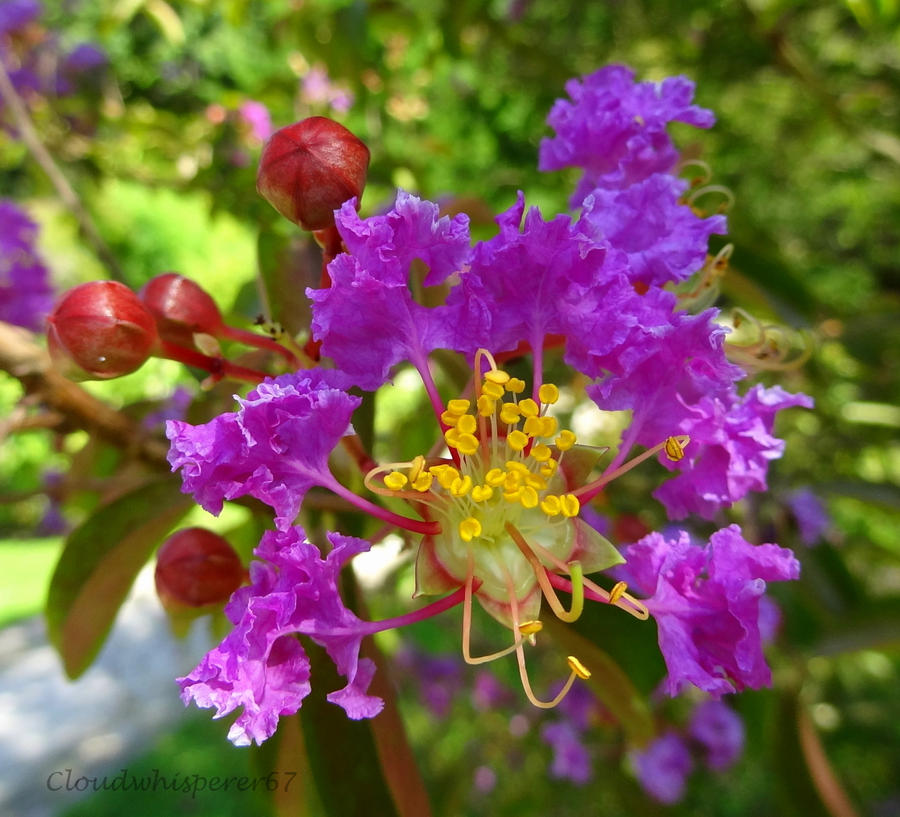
[447,398,470,415]
[507,430,529,451]
[665,436,685,461]
[555,430,577,451]
[538,383,560,404]
[483,369,510,385]
[450,474,473,497]
[520,486,539,509]
[485,467,506,486]
[456,414,477,435]
[411,472,434,492]
[471,484,494,502]
[499,403,521,425]
[477,395,496,417]
[567,656,591,680]
[608,581,628,604]
[518,620,543,635]
[455,433,479,456]
[540,495,561,516]
[383,471,408,491]
[459,516,482,542]
[530,443,552,462]
[519,398,539,418]
[560,494,581,517]
[482,380,505,400]
[506,378,526,394]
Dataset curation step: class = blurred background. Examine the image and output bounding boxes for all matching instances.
[0,0,898,815]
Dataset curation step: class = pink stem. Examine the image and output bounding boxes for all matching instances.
[220,325,300,367]
[156,340,267,384]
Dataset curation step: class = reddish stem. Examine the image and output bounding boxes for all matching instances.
[220,324,300,367]
[156,340,267,384]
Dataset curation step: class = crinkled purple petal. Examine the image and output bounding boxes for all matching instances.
[309,192,471,389]
[580,174,726,287]
[688,699,745,771]
[653,385,814,519]
[541,721,593,785]
[539,65,715,205]
[0,200,54,331]
[166,369,359,529]
[623,525,799,697]
[178,527,382,745]
[787,487,831,546]
[631,732,693,804]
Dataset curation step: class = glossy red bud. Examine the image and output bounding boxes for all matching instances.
[256,116,370,230]
[138,272,225,348]
[154,527,245,609]
[47,280,159,380]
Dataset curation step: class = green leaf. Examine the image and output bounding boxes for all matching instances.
[256,229,320,336]
[45,478,193,679]
[543,617,655,747]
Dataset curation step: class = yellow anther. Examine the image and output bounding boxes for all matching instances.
[477,394,496,417]
[384,471,408,491]
[608,581,628,604]
[431,464,459,489]
[408,454,426,482]
[540,495,562,516]
[518,620,543,636]
[520,486,539,509]
[440,410,460,427]
[505,461,530,475]
[483,369,510,385]
[455,433,480,456]
[507,430,529,452]
[540,459,559,478]
[538,383,560,404]
[525,473,548,491]
[506,378,526,394]
[444,427,462,449]
[503,472,523,492]
[519,398,539,418]
[523,416,543,437]
[560,493,581,517]
[555,430,577,451]
[411,472,434,492]
[482,380,505,400]
[530,443,552,462]
[665,436,685,462]
[485,467,507,486]
[471,484,494,502]
[450,474,473,497]
[539,416,558,437]
[447,398,470,415]
[456,414,477,435]
[567,655,591,680]
[459,516,482,542]
[499,402,522,425]
[503,488,524,503]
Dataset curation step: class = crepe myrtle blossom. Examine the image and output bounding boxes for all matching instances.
[0,200,54,331]
[168,65,808,745]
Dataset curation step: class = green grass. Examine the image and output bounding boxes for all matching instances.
[0,537,63,626]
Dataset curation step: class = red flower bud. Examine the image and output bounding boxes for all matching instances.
[138,273,225,348]
[256,116,370,230]
[47,280,159,380]
[154,527,245,609]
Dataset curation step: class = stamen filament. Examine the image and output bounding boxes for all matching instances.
[462,554,524,664]
[324,475,441,536]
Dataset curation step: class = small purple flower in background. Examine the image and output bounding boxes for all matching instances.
[238,100,272,143]
[395,648,464,718]
[142,386,193,430]
[0,0,41,35]
[300,65,354,113]
[689,699,745,771]
[0,200,54,331]
[541,720,593,784]
[787,487,831,546]
[631,732,693,804]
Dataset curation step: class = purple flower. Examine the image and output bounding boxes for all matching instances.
[787,488,830,546]
[178,526,383,746]
[166,369,359,529]
[541,721,593,784]
[689,699,745,771]
[622,525,800,696]
[309,192,471,389]
[238,100,272,142]
[653,384,814,519]
[631,732,693,804]
[539,64,715,206]
[0,0,41,34]
[0,200,54,331]
[580,174,727,288]
[301,65,355,113]
[395,648,464,718]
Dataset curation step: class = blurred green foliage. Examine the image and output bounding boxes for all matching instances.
[1,0,898,815]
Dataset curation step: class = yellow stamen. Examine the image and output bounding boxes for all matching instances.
[471,484,494,502]
[447,398,470,415]
[485,467,506,486]
[440,410,460,427]
[540,460,559,478]
[457,414,477,435]
[520,486,539,509]
[530,443,552,462]
[567,656,591,680]
[555,430,577,451]
[505,460,530,475]
[450,474,473,497]
[482,380,505,400]
[539,416,558,437]
[608,580,628,604]
[519,398,539,418]
[411,471,434,492]
[560,494,580,517]
[383,471,408,491]
[506,377,526,394]
[459,516,482,542]
[477,394,496,417]
[538,383,560,404]
[523,416,543,437]
[540,495,561,516]
[665,436,686,461]
[507,430,529,451]
[455,433,479,456]
[484,369,510,385]
[518,620,543,636]
[408,454,426,482]
[499,402,522,424]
